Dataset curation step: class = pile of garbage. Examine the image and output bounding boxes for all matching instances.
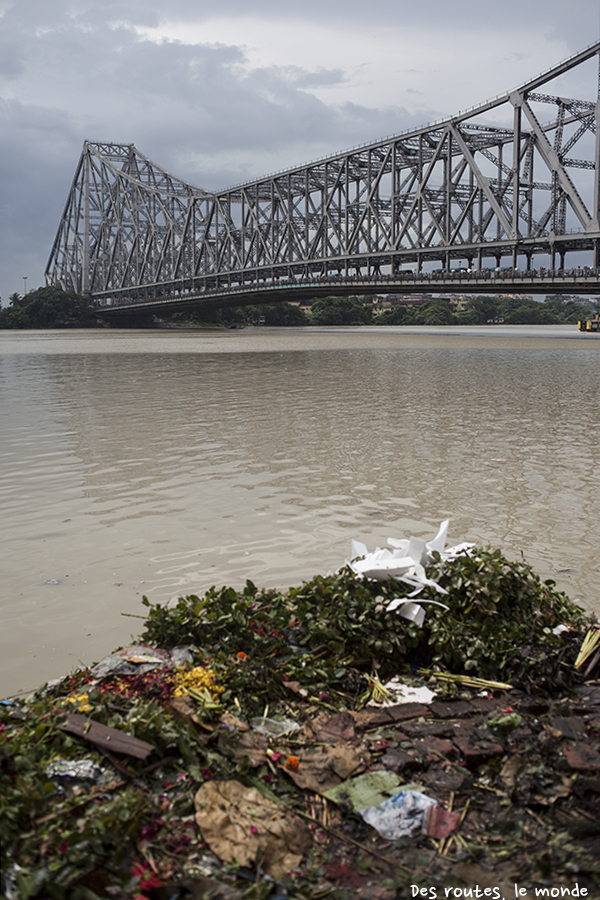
[2,528,600,900]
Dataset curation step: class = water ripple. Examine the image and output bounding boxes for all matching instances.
[1,330,599,695]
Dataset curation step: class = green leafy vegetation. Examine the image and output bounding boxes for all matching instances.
[427,550,588,689]
[0,287,97,329]
[163,301,308,328]
[161,294,597,329]
[307,296,372,325]
[376,294,597,326]
[2,287,594,330]
[0,675,229,899]
[0,549,595,898]
[140,550,589,706]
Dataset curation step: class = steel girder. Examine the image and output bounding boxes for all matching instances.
[45,43,600,303]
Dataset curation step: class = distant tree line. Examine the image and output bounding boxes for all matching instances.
[167,302,308,328]
[0,287,97,328]
[170,297,370,327]
[171,294,597,328]
[1,288,595,329]
[376,294,597,326]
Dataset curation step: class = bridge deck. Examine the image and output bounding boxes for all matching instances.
[95,269,600,316]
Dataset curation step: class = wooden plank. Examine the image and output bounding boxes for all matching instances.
[58,713,154,759]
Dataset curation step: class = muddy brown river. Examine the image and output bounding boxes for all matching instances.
[1,324,598,696]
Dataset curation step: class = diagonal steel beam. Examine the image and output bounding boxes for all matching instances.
[393,130,448,249]
[511,92,593,231]
[449,123,514,240]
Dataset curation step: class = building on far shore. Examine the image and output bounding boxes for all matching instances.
[447,295,469,312]
[288,300,313,314]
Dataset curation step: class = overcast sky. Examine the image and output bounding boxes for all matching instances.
[1,0,599,301]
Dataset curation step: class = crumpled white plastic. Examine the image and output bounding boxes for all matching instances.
[359,789,438,839]
[386,598,449,627]
[347,519,475,625]
[46,758,106,782]
[367,678,437,708]
[249,717,301,737]
[348,519,473,590]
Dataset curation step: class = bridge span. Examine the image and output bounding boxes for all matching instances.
[98,269,600,320]
[45,42,600,319]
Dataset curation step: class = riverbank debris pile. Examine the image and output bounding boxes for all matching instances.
[2,539,600,900]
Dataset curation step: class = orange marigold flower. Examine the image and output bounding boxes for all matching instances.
[236,651,249,660]
[285,756,300,771]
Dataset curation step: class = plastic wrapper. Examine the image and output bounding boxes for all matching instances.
[359,789,438,840]
[90,644,194,678]
[46,758,107,782]
[367,677,436,707]
[250,717,300,737]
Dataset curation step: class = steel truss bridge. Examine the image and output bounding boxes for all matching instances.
[46,43,600,320]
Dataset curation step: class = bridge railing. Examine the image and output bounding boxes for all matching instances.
[92,267,600,308]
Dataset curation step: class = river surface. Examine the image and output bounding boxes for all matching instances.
[1,324,599,697]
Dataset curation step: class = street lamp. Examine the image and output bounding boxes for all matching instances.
[22,277,27,295]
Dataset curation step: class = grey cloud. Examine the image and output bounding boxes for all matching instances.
[118,0,600,50]
[63,0,600,46]
[9,0,597,51]
[0,40,26,79]
[0,14,421,295]
[0,97,84,300]
[288,67,347,89]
